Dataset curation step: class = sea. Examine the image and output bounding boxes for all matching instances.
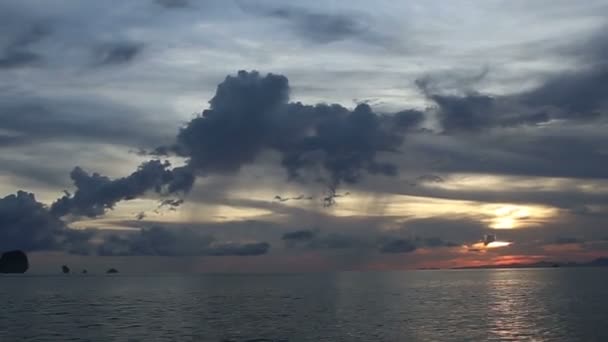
[1,268,607,341]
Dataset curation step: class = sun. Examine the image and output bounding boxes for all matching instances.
[492,217,516,229]
[489,205,531,229]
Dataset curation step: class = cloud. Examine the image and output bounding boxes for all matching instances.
[237,3,402,50]
[0,191,269,256]
[282,229,369,250]
[420,26,608,134]
[98,226,270,256]
[50,160,193,218]
[0,23,49,69]
[94,41,143,66]
[0,50,42,69]
[155,0,190,9]
[379,236,458,254]
[282,229,317,242]
[266,7,369,44]
[0,191,65,251]
[282,228,458,254]
[207,241,270,256]
[422,89,554,133]
[273,194,313,203]
[0,94,175,149]
[554,237,581,245]
[158,70,422,190]
[521,69,608,117]
[0,191,93,253]
[379,238,417,254]
[164,70,290,173]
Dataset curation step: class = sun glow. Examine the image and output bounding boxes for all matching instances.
[489,205,533,229]
[486,241,512,248]
[468,240,512,251]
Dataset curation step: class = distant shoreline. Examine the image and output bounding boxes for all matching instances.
[450,257,608,270]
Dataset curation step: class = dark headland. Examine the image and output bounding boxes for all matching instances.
[0,250,29,273]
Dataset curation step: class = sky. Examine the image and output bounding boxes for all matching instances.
[1,0,608,273]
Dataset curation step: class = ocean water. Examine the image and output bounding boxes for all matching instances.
[1,268,607,341]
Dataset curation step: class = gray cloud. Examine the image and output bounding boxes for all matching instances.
[50,160,193,218]
[379,236,459,254]
[0,190,270,257]
[0,191,64,251]
[207,241,270,256]
[98,226,270,257]
[282,229,317,242]
[94,41,143,66]
[0,50,42,69]
[0,191,94,254]
[554,237,581,245]
[266,7,370,44]
[273,194,313,203]
[0,23,49,69]
[0,94,175,149]
[421,25,608,134]
[155,0,190,9]
[281,228,370,250]
[379,238,417,254]
[158,70,422,191]
[282,228,458,254]
[237,2,404,50]
[521,69,608,117]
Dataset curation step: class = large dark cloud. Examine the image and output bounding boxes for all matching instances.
[50,160,193,218]
[165,70,290,173]
[160,70,422,190]
[4,70,421,223]
[0,191,65,251]
[0,190,97,253]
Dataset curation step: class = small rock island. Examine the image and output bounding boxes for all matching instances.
[0,250,29,274]
[106,268,119,274]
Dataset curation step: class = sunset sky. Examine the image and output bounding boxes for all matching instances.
[1,0,608,272]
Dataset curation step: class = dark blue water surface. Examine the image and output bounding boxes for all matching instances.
[1,268,607,341]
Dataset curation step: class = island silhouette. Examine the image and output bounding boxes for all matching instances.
[0,250,29,273]
[61,265,70,274]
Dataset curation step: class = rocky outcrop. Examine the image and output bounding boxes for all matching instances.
[0,250,29,274]
[62,265,70,274]
[106,268,119,274]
